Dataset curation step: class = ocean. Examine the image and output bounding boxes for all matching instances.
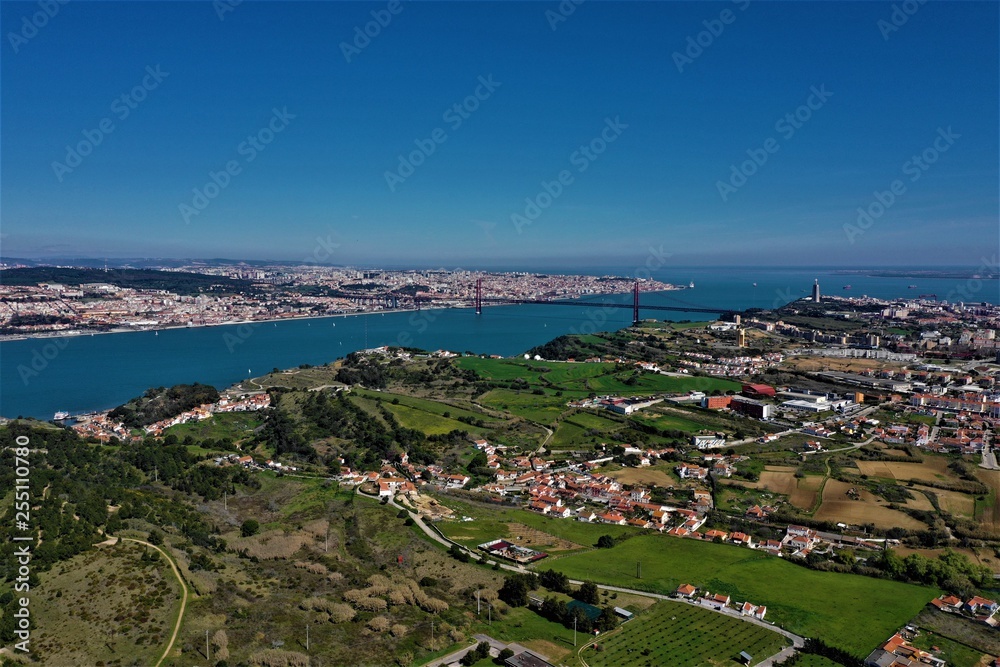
[2,266,997,419]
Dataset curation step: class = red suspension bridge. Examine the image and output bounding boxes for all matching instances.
[415,279,739,325]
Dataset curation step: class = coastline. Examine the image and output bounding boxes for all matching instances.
[0,305,457,344]
[0,288,683,344]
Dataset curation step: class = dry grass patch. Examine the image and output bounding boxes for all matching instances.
[230,529,313,560]
[913,485,975,517]
[504,522,581,552]
[976,470,1000,531]
[855,458,956,484]
[727,466,824,510]
[814,479,927,530]
[606,466,676,488]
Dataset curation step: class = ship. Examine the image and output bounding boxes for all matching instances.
[53,411,70,421]
[689,281,694,288]
[908,285,918,288]
[843,285,851,290]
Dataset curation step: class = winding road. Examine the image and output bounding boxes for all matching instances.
[99,537,189,667]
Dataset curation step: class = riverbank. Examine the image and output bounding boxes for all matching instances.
[0,305,458,343]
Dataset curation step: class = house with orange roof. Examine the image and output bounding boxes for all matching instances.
[598,511,627,525]
[676,584,697,598]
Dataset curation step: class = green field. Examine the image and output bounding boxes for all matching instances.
[457,357,741,397]
[354,388,502,424]
[163,411,262,442]
[434,496,640,550]
[384,403,488,436]
[585,601,789,667]
[546,535,937,656]
[631,411,712,433]
[565,411,624,430]
[478,389,568,424]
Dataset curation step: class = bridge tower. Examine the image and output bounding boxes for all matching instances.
[632,281,640,325]
[475,278,482,316]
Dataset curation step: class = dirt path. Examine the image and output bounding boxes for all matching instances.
[100,538,189,667]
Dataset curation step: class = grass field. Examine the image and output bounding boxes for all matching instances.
[457,356,741,396]
[163,411,262,443]
[478,389,568,424]
[433,496,640,550]
[354,388,502,424]
[584,601,789,667]
[565,410,625,431]
[546,534,937,656]
[813,479,928,530]
[384,403,488,436]
[631,411,710,433]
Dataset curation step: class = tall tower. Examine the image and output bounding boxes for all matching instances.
[811,279,821,303]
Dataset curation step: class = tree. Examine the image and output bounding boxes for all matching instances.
[240,519,260,538]
[499,575,531,607]
[576,581,599,605]
[539,569,570,593]
[147,529,164,546]
[596,607,619,632]
[498,648,514,662]
[596,535,616,549]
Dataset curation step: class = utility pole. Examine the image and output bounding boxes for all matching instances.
[477,589,480,615]
[488,604,492,626]
[637,560,641,579]
[306,622,310,651]
[206,630,210,661]
[224,491,227,511]
[574,614,577,646]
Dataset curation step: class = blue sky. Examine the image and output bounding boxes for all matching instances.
[1,0,997,269]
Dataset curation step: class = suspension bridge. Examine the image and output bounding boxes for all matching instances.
[410,279,740,325]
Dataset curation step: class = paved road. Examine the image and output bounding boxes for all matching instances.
[420,634,530,667]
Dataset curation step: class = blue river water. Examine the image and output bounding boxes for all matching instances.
[2,266,997,419]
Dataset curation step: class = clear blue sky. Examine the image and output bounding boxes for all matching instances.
[2,1,997,269]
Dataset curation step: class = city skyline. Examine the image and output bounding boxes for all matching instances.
[2,1,997,269]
